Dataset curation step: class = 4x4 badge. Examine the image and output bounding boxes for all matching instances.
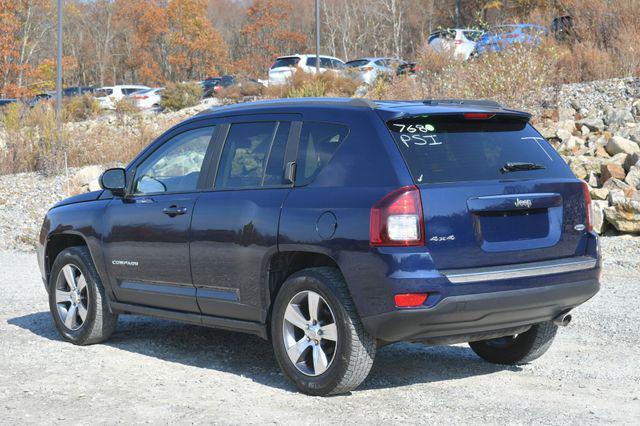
[430,235,456,242]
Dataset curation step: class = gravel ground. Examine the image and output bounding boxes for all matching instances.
[0,237,639,424]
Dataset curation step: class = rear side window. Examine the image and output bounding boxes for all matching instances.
[216,121,290,189]
[387,116,572,183]
[330,59,345,69]
[463,31,483,41]
[272,57,300,69]
[296,122,349,186]
[346,59,369,68]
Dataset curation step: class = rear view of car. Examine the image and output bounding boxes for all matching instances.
[129,88,163,110]
[346,57,406,84]
[268,54,346,85]
[428,28,484,60]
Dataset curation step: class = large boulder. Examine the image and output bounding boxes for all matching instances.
[625,165,640,189]
[556,127,573,142]
[623,152,640,171]
[577,116,605,132]
[606,136,639,156]
[592,200,609,234]
[589,187,609,201]
[601,162,626,183]
[603,199,640,233]
[70,165,103,194]
[605,107,635,128]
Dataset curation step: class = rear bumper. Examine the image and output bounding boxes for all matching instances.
[361,277,599,342]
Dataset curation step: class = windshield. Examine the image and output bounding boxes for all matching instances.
[387,115,572,183]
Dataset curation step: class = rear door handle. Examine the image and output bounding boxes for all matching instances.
[162,205,188,217]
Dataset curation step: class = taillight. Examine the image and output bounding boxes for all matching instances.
[370,186,424,246]
[454,40,463,45]
[581,181,593,232]
[395,293,428,308]
[361,66,374,71]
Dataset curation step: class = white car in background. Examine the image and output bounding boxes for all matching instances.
[427,28,485,60]
[268,54,346,85]
[95,84,150,109]
[345,57,407,85]
[129,87,164,111]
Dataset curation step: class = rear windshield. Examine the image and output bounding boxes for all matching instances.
[387,115,572,183]
[271,57,300,69]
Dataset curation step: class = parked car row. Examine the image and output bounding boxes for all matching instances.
[427,20,560,60]
[268,54,417,86]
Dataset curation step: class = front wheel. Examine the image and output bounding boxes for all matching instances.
[469,322,558,365]
[48,246,118,345]
[270,267,376,396]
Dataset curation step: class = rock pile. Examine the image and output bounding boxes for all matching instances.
[535,92,640,234]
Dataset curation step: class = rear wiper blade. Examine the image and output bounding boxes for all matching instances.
[500,162,546,173]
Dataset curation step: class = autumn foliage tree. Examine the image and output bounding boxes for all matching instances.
[236,0,307,76]
[167,0,229,81]
[0,0,25,97]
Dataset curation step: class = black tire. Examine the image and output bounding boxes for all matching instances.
[469,322,558,365]
[270,267,376,396]
[48,246,117,345]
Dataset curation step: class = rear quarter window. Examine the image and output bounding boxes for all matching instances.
[387,115,573,183]
[296,122,349,186]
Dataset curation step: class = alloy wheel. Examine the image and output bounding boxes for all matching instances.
[55,264,89,331]
[282,290,338,376]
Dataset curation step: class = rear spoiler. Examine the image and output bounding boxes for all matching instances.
[374,98,532,122]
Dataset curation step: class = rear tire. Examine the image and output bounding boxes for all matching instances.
[469,322,558,365]
[48,246,118,345]
[270,267,376,396]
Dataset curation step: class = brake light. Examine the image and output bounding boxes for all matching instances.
[454,40,463,45]
[581,181,593,232]
[395,293,428,308]
[134,95,148,100]
[464,112,495,119]
[370,186,424,246]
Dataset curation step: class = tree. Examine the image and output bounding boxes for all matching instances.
[0,0,26,97]
[236,0,307,76]
[167,0,230,81]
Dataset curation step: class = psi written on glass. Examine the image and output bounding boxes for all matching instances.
[392,124,442,148]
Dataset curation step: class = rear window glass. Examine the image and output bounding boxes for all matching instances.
[346,59,369,68]
[272,57,300,69]
[463,31,484,41]
[387,115,571,183]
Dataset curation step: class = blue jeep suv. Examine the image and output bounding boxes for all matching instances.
[38,98,600,395]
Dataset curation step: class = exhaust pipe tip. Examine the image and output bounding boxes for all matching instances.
[553,312,572,327]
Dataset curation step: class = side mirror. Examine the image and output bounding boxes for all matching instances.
[99,168,127,196]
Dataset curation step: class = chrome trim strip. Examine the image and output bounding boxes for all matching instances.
[442,256,597,283]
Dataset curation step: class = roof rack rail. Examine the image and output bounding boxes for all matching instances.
[196,97,377,116]
[422,99,503,108]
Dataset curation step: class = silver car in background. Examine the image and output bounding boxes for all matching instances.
[345,57,407,85]
[128,87,164,111]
